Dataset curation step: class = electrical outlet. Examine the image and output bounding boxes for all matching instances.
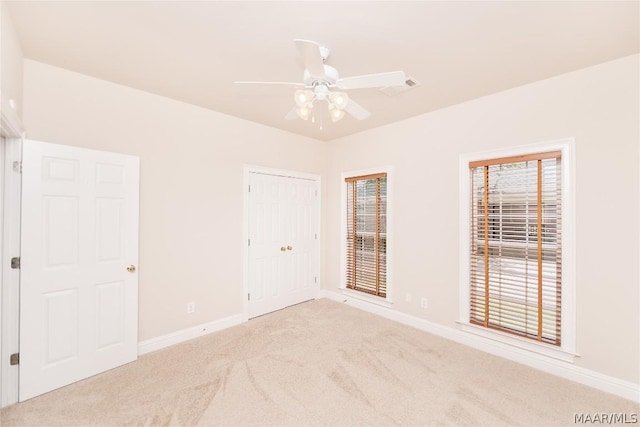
[405,293,412,302]
[421,298,428,309]
[187,302,195,314]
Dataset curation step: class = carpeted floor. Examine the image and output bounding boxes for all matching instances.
[1,298,638,426]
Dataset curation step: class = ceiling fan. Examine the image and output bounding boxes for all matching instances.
[235,39,407,123]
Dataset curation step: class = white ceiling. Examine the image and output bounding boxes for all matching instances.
[6,1,639,141]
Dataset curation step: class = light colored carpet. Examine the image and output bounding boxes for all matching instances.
[1,298,638,426]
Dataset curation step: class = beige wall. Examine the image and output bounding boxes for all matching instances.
[21,54,639,386]
[22,60,327,341]
[1,3,24,127]
[325,55,639,384]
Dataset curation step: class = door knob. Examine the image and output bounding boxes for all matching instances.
[280,246,287,252]
[287,246,293,251]
[126,265,136,273]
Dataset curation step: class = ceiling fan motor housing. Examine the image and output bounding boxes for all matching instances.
[312,83,331,101]
[303,65,339,86]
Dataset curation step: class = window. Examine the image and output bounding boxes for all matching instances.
[469,151,562,345]
[344,173,387,298]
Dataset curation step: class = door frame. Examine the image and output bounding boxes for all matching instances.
[1,112,24,407]
[242,165,321,321]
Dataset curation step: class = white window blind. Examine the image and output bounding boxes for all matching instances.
[345,173,387,298]
[469,151,562,345]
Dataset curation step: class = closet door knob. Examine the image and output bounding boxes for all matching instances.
[287,246,293,251]
[280,246,287,252]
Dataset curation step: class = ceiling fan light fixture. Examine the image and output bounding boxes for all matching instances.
[236,39,403,124]
[329,106,345,122]
[296,105,312,120]
[294,89,314,107]
[329,91,349,110]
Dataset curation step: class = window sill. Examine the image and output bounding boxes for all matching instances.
[339,288,393,308]
[457,321,578,363]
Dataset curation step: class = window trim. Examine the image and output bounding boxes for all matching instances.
[459,139,576,358]
[340,166,393,304]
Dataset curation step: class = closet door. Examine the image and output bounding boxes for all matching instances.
[247,171,319,318]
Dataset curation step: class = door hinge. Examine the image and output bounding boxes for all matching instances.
[248,184,251,192]
[10,353,19,366]
[315,233,317,240]
[12,161,22,173]
[248,239,251,247]
[314,277,317,284]
[315,190,318,196]
[248,293,251,301]
[10,257,20,269]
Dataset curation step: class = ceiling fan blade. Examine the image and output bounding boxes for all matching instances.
[285,107,299,120]
[235,81,306,87]
[336,71,406,90]
[294,39,326,78]
[344,98,371,120]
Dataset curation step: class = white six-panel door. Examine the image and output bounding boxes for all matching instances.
[20,140,139,401]
[248,172,318,318]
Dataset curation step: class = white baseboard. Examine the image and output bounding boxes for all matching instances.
[319,290,640,403]
[138,313,245,356]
